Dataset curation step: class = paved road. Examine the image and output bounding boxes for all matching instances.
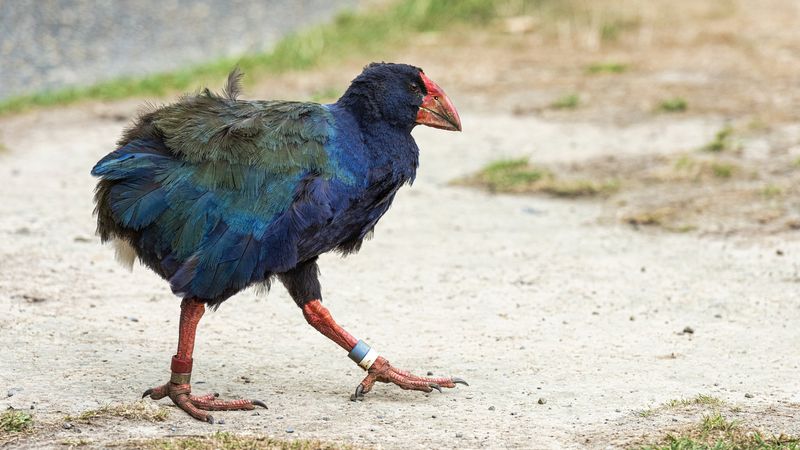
[0,0,356,100]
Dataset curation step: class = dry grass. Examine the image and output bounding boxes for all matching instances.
[123,432,359,450]
[455,158,619,198]
[641,412,800,449]
[65,401,169,423]
[460,127,800,235]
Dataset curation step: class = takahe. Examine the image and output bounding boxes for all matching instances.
[91,63,464,422]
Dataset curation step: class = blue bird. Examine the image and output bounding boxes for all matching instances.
[91,63,464,422]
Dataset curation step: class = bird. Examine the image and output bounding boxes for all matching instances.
[91,62,465,423]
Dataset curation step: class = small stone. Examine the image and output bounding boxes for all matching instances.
[322,416,330,421]
[285,427,294,433]
[538,398,547,405]
[170,426,177,432]
[63,422,73,430]
[745,393,753,398]
[629,316,635,321]
[217,419,225,424]
[456,433,463,438]
[276,416,284,419]
[431,415,436,418]
[128,317,139,322]
[682,326,694,334]
[427,371,434,376]
[488,406,495,411]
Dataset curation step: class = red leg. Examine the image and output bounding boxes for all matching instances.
[302,300,467,400]
[142,298,266,423]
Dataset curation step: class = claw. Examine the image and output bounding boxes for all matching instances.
[452,377,469,386]
[252,399,268,409]
[429,383,442,393]
[350,384,365,402]
[142,388,153,399]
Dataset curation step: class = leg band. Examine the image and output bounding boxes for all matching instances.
[170,372,191,384]
[348,340,379,370]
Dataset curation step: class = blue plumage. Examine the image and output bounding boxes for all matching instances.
[92,64,431,307]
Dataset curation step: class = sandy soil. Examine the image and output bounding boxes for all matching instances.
[2,1,800,448]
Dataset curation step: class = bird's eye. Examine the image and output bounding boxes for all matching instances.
[409,83,421,94]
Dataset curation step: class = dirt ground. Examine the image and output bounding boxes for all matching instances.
[1,0,799,448]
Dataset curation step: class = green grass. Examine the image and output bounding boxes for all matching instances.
[0,410,33,434]
[666,395,724,408]
[701,126,735,152]
[551,93,581,109]
[641,412,800,450]
[710,162,735,178]
[124,432,357,450]
[0,0,574,116]
[761,184,783,198]
[473,158,551,190]
[458,158,619,197]
[309,86,343,103]
[586,62,628,74]
[658,97,688,113]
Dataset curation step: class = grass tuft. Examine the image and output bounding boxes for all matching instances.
[658,97,688,113]
[586,62,627,74]
[641,412,800,450]
[761,184,783,198]
[666,395,724,408]
[66,402,168,423]
[0,410,33,434]
[458,158,618,197]
[125,431,357,450]
[710,162,735,178]
[551,93,581,109]
[700,126,735,153]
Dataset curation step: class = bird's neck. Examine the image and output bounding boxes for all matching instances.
[332,103,419,183]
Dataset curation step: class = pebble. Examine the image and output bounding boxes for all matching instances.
[217,419,225,424]
[488,406,495,411]
[682,326,694,334]
[62,422,73,430]
[7,388,21,397]
[456,433,463,438]
[285,427,294,433]
[431,415,436,418]
[745,393,753,398]
[427,371,434,376]
[538,398,547,405]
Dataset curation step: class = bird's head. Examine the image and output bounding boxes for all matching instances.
[338,62,462,132]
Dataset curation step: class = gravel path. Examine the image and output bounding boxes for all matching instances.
[0,0,356,100]
[0,101,798,448]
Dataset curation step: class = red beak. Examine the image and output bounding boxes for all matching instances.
[415,71,462,131]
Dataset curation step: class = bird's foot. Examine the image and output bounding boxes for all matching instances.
[142,382,267,423]
[351,356,468,401]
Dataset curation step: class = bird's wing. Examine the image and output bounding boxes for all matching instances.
[92,87,349,303]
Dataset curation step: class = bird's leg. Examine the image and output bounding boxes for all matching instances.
[142,298,266,423]
[301,299,467,401]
